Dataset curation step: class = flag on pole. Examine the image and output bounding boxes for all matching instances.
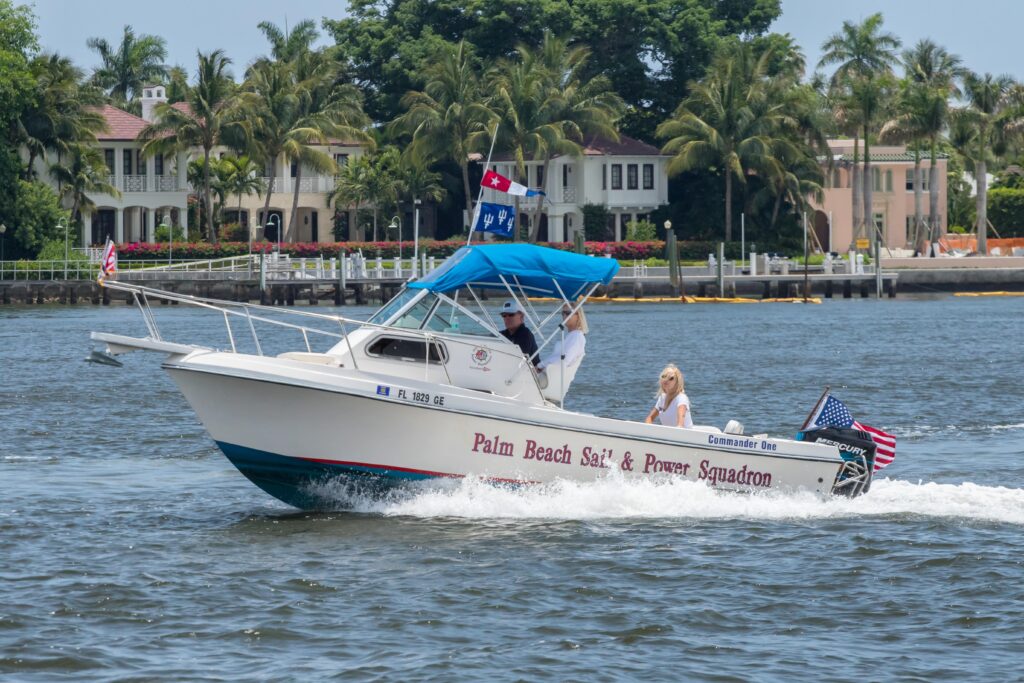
[473,201,516,237]
[808,393,897,472]
[481,170,545,197]
[97,238,117,285]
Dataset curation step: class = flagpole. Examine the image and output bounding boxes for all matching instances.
[467,121,500,247]
[801,386,831,430]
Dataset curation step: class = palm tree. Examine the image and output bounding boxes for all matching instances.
[329,154,373,240]
[219,155,265,232]
[957,72,1016,253]
[257,19,319,63]
[140,50,245,241]
[394,41,493,230]
[819,13,901,245]
[657,42,802,242]
[521,33,624,238]
[903,40,965,249]
[87,25,168,108]
[48,144,121,243]
[395,152,446,240]
[16,53,105,179]
[880,80,932,249]
[285,51,370,240]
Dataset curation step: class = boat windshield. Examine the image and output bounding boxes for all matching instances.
[422,297,496,336]
[368,288,421,325]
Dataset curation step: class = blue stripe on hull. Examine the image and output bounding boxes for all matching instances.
[214,442,436,509]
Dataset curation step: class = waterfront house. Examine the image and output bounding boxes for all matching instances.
[810,140,949,252]
[30,87,193,246]
[476,135,670,241]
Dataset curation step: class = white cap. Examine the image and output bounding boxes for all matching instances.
[501,300,523,315]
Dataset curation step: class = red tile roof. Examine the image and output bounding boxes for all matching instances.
[484,134,664,162]
[93,105,149,141]
[170,101,193,116]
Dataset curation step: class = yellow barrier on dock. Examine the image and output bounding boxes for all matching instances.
[539,296,822,304]
[954,291,1024,297]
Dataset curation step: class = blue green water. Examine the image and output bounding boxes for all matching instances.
[2,297,1023,680]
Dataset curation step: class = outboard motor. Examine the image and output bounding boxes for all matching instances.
[797,426,877,497]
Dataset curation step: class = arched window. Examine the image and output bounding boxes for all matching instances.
[873,167,881,192]
[885,170,893,193]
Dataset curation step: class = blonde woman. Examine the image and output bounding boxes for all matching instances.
[644,364,694,428]
[537,304,587,372]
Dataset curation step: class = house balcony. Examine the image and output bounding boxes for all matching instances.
[260,176,337,194]
[107,174,183,193]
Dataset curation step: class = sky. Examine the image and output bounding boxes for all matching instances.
[28,0,1024,82]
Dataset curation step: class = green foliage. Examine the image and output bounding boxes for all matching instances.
[947,162,975,231]
[625,219,657,241]
[0,1,38,135]
[8,180,70,257]
[36,238,88,261]
[325,0,781,139]
[154,224,186,242]
[986,187,1024,237]
[582,203,611,240]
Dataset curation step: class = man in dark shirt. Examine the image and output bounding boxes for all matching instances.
[499,299,539,366]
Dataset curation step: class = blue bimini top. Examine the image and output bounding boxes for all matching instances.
[407,244,620,298]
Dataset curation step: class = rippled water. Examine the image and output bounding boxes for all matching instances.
[2,297,1024,680]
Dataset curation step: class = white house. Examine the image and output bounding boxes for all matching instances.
[477,135,670,241]
[37,86,193,246]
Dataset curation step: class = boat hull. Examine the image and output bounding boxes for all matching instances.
[165,360,846,509]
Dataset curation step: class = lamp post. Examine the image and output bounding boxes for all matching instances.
[58,218,69,280]
[0,224,6,272]
[266,214,282,254]
[388,215,402,275]
[413,198,421,278]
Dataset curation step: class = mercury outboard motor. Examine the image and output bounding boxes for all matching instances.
[797,426,877,497]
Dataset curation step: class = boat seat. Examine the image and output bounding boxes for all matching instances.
[276,352,343,367]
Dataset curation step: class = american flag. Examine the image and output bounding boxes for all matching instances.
[97,238,117,284]
[809,394,897,472]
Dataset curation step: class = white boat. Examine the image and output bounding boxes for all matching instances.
[90,244,876,508]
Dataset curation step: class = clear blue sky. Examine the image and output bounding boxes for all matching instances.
[29,0,1023,82]
[774,0,1022,80]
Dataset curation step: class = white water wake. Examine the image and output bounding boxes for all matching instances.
[327,477,1024,525]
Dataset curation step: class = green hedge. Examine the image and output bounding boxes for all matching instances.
[987,187,1024,237]
[114,239,759,261]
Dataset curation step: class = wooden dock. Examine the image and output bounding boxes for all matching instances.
[0,271,898,306]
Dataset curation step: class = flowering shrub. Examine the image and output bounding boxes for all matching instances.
[115,239,722,261]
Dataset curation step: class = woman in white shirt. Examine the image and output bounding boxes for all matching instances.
[644,364,694,429]
[538,305,587,371]
[537,305,587,399]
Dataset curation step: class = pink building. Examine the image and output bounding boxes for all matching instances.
[810,140,948,251]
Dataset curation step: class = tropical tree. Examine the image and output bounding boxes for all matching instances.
[15,53,105,179]
[520,33,624,238]
[219,155,265,234]
[657,42,804,242]
[903,40,965,250]
[257,19,320,63]
[394,40,493,230]
[285,50,371,239]
[819,13,901,246]
[48,144,120,241]
[955,72,1017,252]
[880,80,932,249]
[329,154,373,240]
[140,49,245,241]
[395,152,446,239]
[86,25,168,108]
